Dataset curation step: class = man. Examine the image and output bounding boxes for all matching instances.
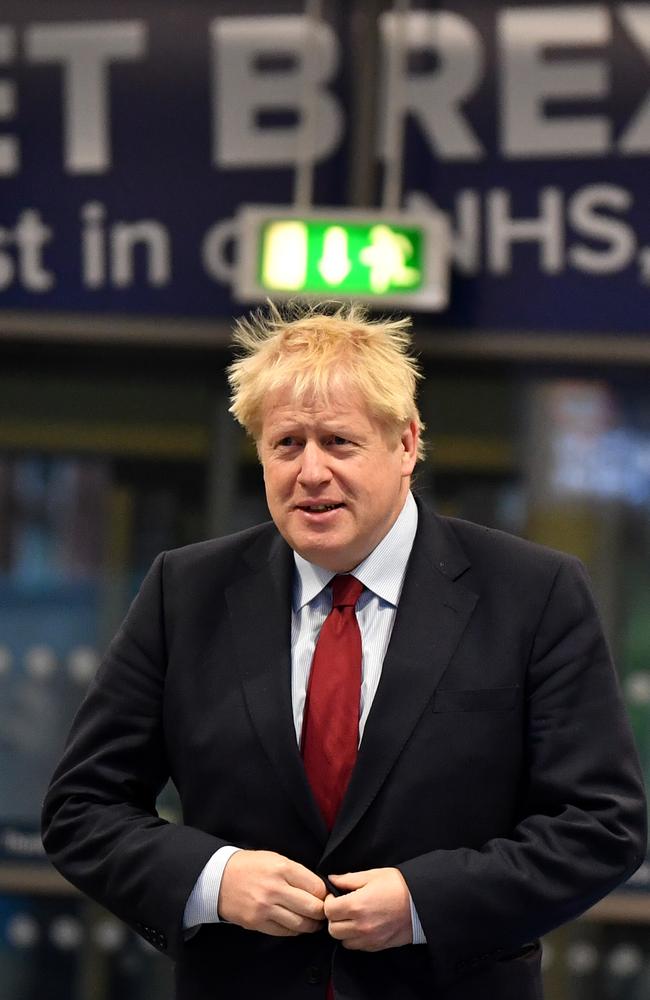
[42,302,646,1000]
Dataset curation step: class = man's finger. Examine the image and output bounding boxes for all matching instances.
[270,904,324,935]
[276,885,326,921]
[328,871,371,891]
[324,886,364,921]
[327,918,356,941]
[286,861,328,899]
[341,936,380,951]
[262,918,303,938]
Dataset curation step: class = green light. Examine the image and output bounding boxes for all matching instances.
[236,205,449,310]
[258,218,424,297]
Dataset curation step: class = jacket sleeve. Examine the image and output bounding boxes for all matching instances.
[397,555,647,985]
[41,552,226,961]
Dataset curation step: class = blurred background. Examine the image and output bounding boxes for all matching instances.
[1,0,649,997]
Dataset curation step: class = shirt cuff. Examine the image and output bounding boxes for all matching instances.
[409,893,427,945]
[182,845,242,930]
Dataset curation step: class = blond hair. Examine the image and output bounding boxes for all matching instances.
[227,301,425,459]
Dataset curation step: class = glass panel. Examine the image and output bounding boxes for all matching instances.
[0,446,206,999]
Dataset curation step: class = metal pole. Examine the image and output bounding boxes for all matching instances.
[346,0,383,208]
[294,0,323,207]
[382,0,410,210]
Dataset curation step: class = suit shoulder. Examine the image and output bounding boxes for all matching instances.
[438,512,579,575]
[157,520,279,579]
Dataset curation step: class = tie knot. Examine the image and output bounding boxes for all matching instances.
[331,574,364,609]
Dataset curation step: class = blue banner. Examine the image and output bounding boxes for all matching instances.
[0,1,648,333]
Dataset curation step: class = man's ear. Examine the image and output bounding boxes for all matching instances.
[400,420,419,476]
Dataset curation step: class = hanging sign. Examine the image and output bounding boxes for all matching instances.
[235,206,449,308]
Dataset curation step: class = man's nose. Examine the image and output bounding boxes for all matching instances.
[297,442,331,486]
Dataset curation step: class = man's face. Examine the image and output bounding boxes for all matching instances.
[258,385,418,573]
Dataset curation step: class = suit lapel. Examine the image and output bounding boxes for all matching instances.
[323,504,478,859]
[226,531,328,841]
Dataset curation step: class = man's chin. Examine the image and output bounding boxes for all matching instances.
[292,537,356,574]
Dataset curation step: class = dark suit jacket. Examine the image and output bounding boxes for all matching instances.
[42,499,647,999]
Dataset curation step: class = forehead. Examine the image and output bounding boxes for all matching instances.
[261,384,375,431]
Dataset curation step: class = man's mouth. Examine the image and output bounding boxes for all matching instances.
[296,502,344,513]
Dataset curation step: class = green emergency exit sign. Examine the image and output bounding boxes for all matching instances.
[259,218,423,296]
[235,206,449,310]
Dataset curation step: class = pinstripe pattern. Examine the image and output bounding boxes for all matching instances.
[291,491,418,745]
[291,490,426,944]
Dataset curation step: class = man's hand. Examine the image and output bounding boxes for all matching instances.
[324,868,413,951]
[218,850,327,936]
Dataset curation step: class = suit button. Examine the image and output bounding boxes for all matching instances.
[306,965,322,984]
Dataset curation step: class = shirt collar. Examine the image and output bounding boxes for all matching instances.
[293,491,418,610]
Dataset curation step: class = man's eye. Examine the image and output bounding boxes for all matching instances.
[317,435,351,449]
[277,437,298,447]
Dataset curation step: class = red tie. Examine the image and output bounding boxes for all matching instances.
[301,574,364,830]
